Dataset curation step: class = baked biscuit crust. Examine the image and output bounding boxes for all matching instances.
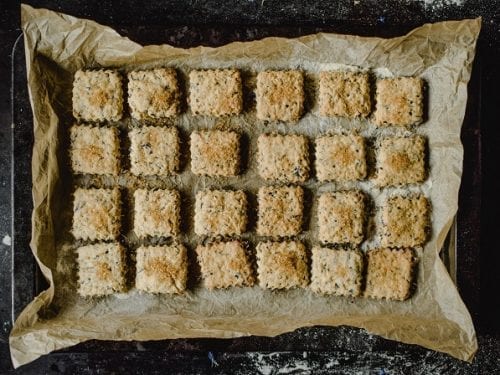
[318,191,365,245]
[373,77,423,126]
[375,136,426,187]
[72,188,121,241]
[194,189,247,236]
[257,133,309,183]
[70,124,120,175]
[129,126,180,176]
[134,189,180,238]
[77,242,126,297]
[315,134,366,182]
[256,70,304,122]
[310,247,363,297]
[190,130,240,177]
[189,69,243,116]
[256,241,309,289]
[195,241,254,289]
[136,244,188,294]
[319,71,371,118]
[72,69,123,122]
[380,194,429,247]
[128,68,180,119]
[257,185,303,237]
[364,248,415,300]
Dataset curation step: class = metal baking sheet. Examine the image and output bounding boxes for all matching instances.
[11,23,478,345]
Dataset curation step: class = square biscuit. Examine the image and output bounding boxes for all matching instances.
[134,189,180,238]
[70,124,120,175]
[136,244,188,294]
[375,136,426,187]
[189,69,243,116]
[72,69,123,122]
[256,70,304,122]
[380,195,430,247]
[365,248,416,300]
[310,247,363,297]
[190,130,240,177]
[318,191,365,245]
[129,126,180,176]
[77,242,126,297]
[257,185,303,237]
[194,189,247,237]
[257,133,309,183]
[128,68,180,120]
[73,188,121,241]
[256,241,309,290]
[373,77,424,126]
[319,71,371,118]
[195,241,254,289]
[315,134,367,182]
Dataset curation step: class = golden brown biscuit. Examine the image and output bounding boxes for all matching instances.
[256,70,304,122]
[256,241,308,290]
[70,124,120,175]
[373,77,423,126]
[72,69,123,122]
[364,248,416,301]
[77,242,126,297]
[135,244,188,294]
[194,189,247,236]
[317,191,365,245]
[319,71,371,118]
[310,247,363,297]
[189,69,242,116]
[72,188,121,241]
[190,130,240,177]
[195,241,254,289]
[128,68,181,119]
[129,126,180,176]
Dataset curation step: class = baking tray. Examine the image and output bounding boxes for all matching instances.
[10,24,480,354]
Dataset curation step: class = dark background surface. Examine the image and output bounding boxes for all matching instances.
[1,1,499,373]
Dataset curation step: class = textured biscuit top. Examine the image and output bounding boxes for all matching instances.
[72,69,123,122]
[135,244,188,294]
[70,124,120,175]
[315,134,367,182]
[319,71,371,118]
[189,69,243,116]
[133,189,180,238]
[256,241,309,290]
[317,191,365,245]
[190,130,240,177]
[77,242,126,297]
[257,185,304,237]
[128,68,180,119]
[72,188,121,241]
[365,248,415,301]
[129,126,180,176]
[310,247,363,297]
[256,70,304,122]
[373,77,423,126]
[195,241,255,289]
[380,195,429,247]
[257,133,309,183]
[194,189,247,236]
[375,136,426,187]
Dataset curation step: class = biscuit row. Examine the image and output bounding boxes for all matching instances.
[73,68,424,126]
[71,125,427,187]
[73,187,430,248]
[77,241,417,301]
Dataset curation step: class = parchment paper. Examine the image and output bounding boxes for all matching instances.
[11,4,481,367]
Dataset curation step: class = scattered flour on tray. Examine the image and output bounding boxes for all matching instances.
[2,234,11,246]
